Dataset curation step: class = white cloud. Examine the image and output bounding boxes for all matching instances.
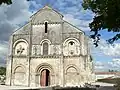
[27,0,94,32]
[0,0,32,66]
[63,14,91,31]
[90,38,120,57]
[94,58,120,71]
[30,1,40,9]
[108,59,120,68]
[0,42,8,52]
[95,61,105,70]
[0,41,8,66]
[0,0,32,41]
[90,39,120,71]
[98,39,120,57]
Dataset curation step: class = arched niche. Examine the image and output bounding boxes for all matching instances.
[65,65,79,86]
[40,39,51,55]
[13,65,26,85]
[13,39,28,55]
[63,38,80,56]
[43,42,49,55]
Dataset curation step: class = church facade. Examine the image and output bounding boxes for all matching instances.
[6,6,94,87]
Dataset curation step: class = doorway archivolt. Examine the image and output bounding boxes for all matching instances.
[35,63,54,86]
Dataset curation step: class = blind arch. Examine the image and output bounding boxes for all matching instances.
[43,42,48,55]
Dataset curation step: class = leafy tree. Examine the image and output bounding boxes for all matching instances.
[0,67,6,75]
[82,0,120,46]
[109,69,118,72]
[0,0,12,5]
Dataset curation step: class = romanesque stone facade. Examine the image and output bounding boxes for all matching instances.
[5,6,95,87]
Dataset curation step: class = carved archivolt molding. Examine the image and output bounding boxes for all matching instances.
[65,64,79,74]
[63,38,80,46]
[40,39,51,45]
[13,64,26,73]
[13,39,28,47]
[35,63,54,75]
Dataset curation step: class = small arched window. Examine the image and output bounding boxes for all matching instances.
[45,22,48,33]
[69,41,74,45]
[43,42,48,55]
[67,67,77,73]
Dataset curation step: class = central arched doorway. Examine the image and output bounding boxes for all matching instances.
[40,69,50,86]
[36,63,54,87]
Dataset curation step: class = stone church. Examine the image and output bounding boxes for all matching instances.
[6,6,94,87]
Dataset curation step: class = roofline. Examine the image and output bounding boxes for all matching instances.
[12,21,31,35]
[63,20,85,34]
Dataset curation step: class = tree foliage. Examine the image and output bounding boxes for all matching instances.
[0,0,12,5]
[0,67,6,75]
[82,0,120,46]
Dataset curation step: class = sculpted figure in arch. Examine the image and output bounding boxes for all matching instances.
[15,41,28,55]
[17,45,25,55]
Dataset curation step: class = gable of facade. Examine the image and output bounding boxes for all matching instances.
[31,6,63,24]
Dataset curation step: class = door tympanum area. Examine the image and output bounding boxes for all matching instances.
[40,69,50,86]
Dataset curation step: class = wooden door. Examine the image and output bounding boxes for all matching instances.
[40,69,50,86]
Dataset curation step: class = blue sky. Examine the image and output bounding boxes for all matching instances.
[0,0,120,72]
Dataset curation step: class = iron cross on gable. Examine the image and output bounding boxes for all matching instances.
[17,45,25,55]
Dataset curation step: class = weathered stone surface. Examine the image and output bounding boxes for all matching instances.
[6,5,95,87]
